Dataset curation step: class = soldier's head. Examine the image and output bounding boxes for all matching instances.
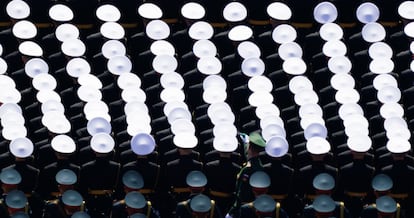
[247,132,266,158]
[55,169,77,194]
[348,135,371,160]
[122,170,144,193]
[265,135,289,159]
[190,194,212,218]
[125,191,147,215]
[51,135,76,159]
[90,133,115,157]
[181,2,206,27]
[313,173,335,195]
[249,171,270,196]
[10,137,34,162]
[130,133,156,157]
[312,195,336,218]
[306,137,331,162]
[71,211,91,218]
[62,190,84,215]
[376,196,397,218]
[186,170,207,194]
[267,2,292,27]
[386,138,411,161]
[0,168,21,194]
[5,190,27,216]
[372,174,393,197]
[253,194,277,217]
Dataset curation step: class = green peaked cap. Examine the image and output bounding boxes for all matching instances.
[249,132,266,147]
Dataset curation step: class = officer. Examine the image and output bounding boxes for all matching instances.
[122,134,160,201]
[0,168,21,195]
[240,194,289,218]
[302,195,351,218]
[296,138,337,203]
[0,190,29,217]
[360,195,401,218]
[80,133,120,218]
[228,132,266,217]
[175,193,222,218]
[263,137,295,216]
[43,189,86,218]
[162,143,203,216]
[38,135,80,199]
[205,139,241,213]
[111,191,159,218]
[6,137,40,217]
[380,142,414,210]
[338,141,374,217]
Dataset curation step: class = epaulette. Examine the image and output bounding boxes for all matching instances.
[45,199,59,205]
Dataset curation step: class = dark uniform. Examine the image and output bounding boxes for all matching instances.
[37,160,80,199]
[205,154,241,213]
[111,191,159,218]
[360,196,401,218]
[339,158,374,217]
[80,156,120,217]
[301,195,351,218]
[175,194,222,218]
[42,190,85,218]
[240,194,289,218]
[229,132,266,217]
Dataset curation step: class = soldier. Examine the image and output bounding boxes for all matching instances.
[38,135,80,200]
[240,194,289,218]
[185,170,208,196]
[263,137,295,216]
[162,144,203,216]
[312,173,335,197]
[228,132,266,217]
[6,138,40,217]
[360,196,401,218]
[80,133,120,218]
[302,195,351,218]
[0,190,29,217]
[111,191,159,218]
[205,145,241,213]
[175,193,222,218]
[338,142,374,217]
[43,189,86,218]
[122,134,160,201]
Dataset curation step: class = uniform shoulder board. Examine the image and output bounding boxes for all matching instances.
[46,199,59,205]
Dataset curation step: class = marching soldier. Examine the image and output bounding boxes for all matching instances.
[0,190,30,217]
[176,193,222,218]
[54,169,78,196]
[240,194,289,218]
[111,191,159,218]
[301,195,351,218]
[43,189,85,218]
[360,195,401,218]
[228,132,266,217]
[38,135,80,200]
[80,134,120,218]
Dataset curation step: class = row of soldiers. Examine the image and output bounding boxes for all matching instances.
[0,131,413,217]
[0,154,406,218]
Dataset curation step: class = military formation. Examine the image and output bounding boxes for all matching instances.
[0,0,413,218]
